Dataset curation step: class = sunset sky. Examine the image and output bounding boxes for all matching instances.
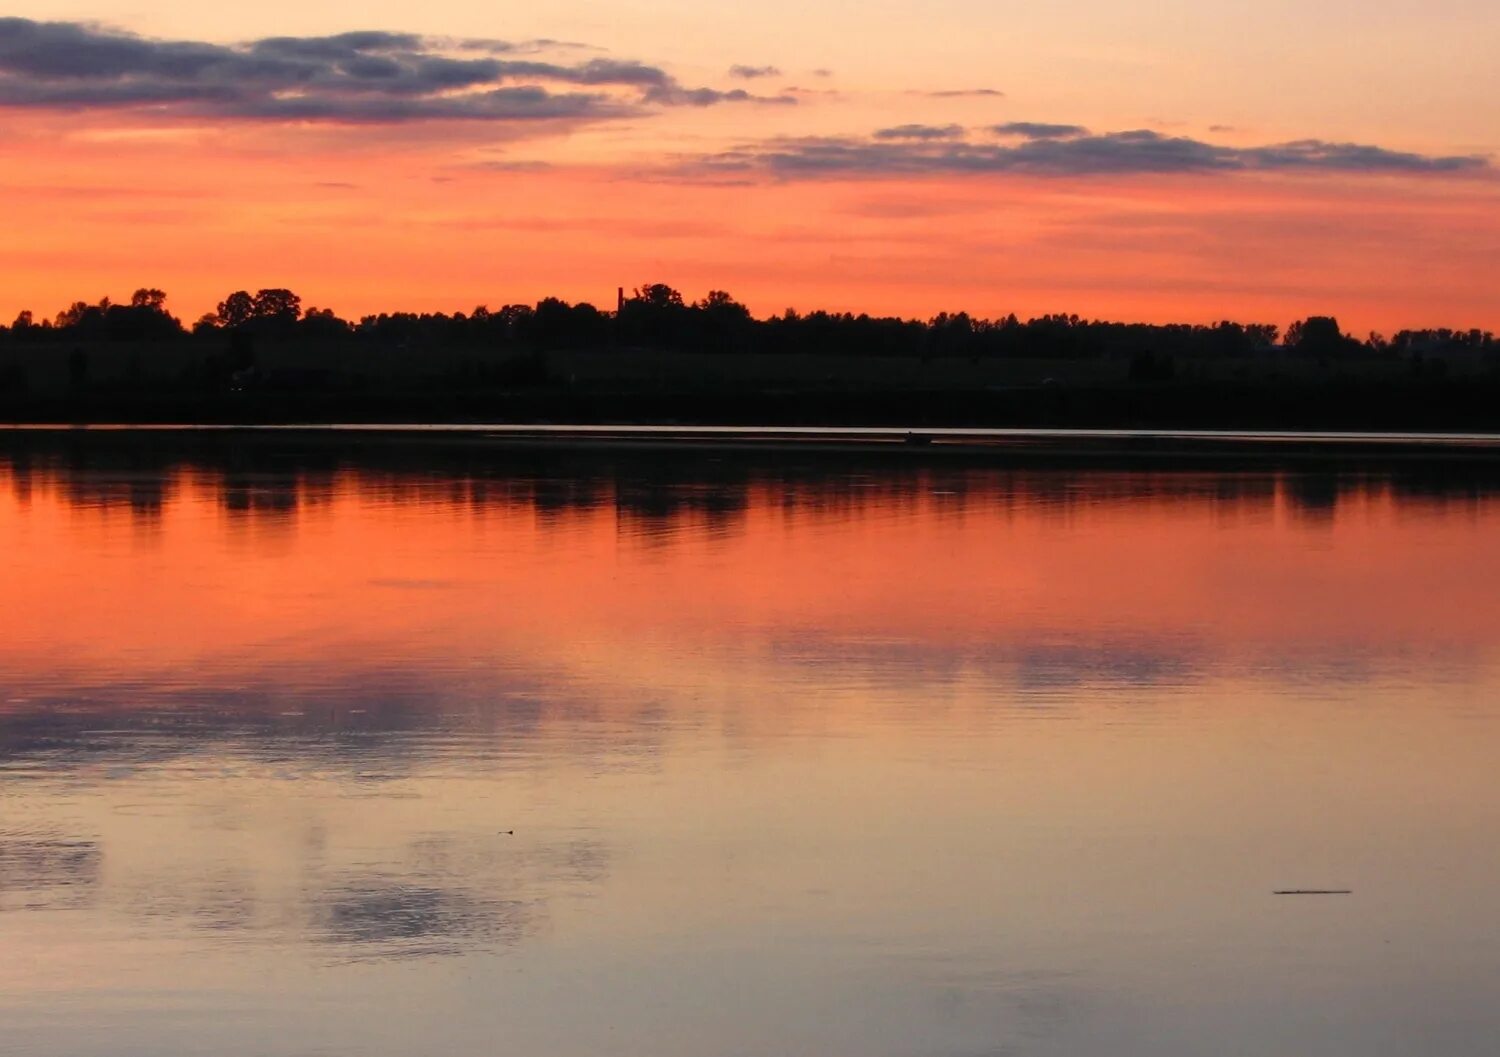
[2,2,1497,333]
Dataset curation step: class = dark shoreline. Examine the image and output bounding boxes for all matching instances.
[8,421,1500,470]
[6,373,1500,436]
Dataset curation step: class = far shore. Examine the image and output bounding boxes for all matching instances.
[7,421,1500,468]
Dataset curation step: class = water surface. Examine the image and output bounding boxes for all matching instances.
[3,436,1499,1056]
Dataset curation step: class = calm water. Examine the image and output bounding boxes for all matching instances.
[3,435,1500,1056]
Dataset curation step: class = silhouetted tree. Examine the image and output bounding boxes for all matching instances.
[8,282,1498,425]
[619,283,690,347]
[1286,316,1358,358]
[699,290,747,315]
[1245,323,1280,348]
[298,307,349,339]
[67,347,88,390]
[216,291,256,328]
[253,288,301,323]
[1129,349,1176,381]
[633,283,684,309]
[55,301,96,329]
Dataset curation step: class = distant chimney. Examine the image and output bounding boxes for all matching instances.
[617,286,624,314]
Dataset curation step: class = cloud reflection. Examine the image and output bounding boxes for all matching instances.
[0,837,101,909]
[314,878,533,955]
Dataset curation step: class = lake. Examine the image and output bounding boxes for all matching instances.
[3,430,1499,1057]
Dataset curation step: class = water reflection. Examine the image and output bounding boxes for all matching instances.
[6,430,1500,521]
[315,878,521,954]
[3,433,1500,1057]
[0,838,101,910]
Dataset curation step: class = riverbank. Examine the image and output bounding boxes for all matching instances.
[8,421,1500,470]
[5,374,1500,434]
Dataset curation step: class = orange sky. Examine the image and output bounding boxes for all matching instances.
[1,7,1497,333]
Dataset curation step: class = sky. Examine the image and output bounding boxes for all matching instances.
[1,2,1497,333]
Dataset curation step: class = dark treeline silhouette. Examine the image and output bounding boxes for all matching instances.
[9,282,1493,359]
[3,284,1498,428]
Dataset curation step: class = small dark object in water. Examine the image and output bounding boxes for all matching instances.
[1273,889,1351,895]
[904,433,933,446]
[500,830,514,835]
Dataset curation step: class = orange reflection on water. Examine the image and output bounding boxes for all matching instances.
[2,455,1499,690]
[4,443,1500,1057]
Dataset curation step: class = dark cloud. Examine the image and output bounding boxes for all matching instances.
[729,64,781,79]
[224,87,618,123]
[1243,139,1455,171]
[463,159,554,172]
[456,37,597,54]
[0,17,791,124]
[249,31,424,61]
[993,121,1088,139]
[873,123,965,141]
[918,88,1005,98]
[525,38,596,50]
[702,127,1490,179]
[644,84,796,107]
[474,56,680,91]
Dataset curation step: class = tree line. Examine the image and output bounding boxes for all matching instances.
[3,283,1496,364]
